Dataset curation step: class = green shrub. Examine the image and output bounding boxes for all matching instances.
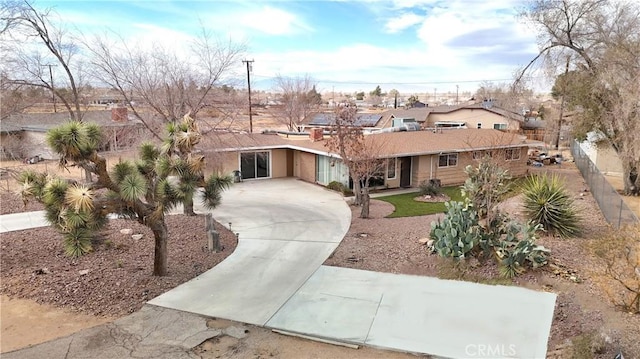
[327,181,344,192]
[429,201,483,258]
[521,174,580,237]
[419,179,441,196]
[430,201,550,278]
[493,220,549,278]
[326,181,353,196]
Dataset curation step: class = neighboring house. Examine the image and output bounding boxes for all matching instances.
[425,102,524,130]
[0,108,144,160]
[579,131,623,176]
[200,128,530,190]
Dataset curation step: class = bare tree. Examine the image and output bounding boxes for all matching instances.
[1,0,86,120]
[0,75,46,120]
[272,74,321,132]
[325,106,387,218]
[87,29,245,140]
[518,0,640,195]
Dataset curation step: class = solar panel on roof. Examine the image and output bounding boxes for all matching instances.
[354,114,382,127]
[308,113,381,127]
[309,113,333,125]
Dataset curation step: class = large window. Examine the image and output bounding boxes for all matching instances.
[240,151,270,179]
[493,123,507,130]
[438,153,458,168]
[316,155,349,186]
[387,158,396,179]
[505,148,521,161]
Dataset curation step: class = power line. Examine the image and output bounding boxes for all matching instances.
[250,73,542,86]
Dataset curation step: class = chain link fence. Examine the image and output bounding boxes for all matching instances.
[571,140,639,228]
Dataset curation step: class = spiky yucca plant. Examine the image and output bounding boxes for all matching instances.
[17,171,103,257]
[521,174,580,237]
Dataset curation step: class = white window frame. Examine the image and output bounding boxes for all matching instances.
[387,158,397,179]
[493,123,507,130]
[438,153,458,168]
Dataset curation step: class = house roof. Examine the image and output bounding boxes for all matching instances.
[1,111,143,133]
[200,128,529,159]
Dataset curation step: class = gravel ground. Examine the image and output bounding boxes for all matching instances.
[0,204,237,317]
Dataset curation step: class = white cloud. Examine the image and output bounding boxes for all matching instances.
[250,42,518,93]
[239,6,313,36]
[384,12,424,33]
[129,23,194,49]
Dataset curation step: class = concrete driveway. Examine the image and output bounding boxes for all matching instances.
[3,178,556,358]
[148,178,351,325]
[150,178,556,358]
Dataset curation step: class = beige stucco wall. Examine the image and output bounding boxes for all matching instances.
[204,151,237,177]
[427,109,520,130]
[403,147,528,188]
[271,149,288,178]
[595,146,624,176]
[294,150,316,183]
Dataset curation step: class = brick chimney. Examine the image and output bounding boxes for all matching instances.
[309,128,323,142]
[111,107,128,122]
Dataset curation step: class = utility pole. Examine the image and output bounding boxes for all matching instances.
[42,64,57,112]
[456,85,459,105]
[556,56,570,150]
[242,59,254,133]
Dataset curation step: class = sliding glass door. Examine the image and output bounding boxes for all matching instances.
[240,151,270,179]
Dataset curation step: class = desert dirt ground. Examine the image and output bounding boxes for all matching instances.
[0,295,113,353]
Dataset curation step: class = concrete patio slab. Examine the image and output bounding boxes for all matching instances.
[267,265,556,359]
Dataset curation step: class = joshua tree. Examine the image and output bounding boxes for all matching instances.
[18,118,231,276]
[160,114,206,216]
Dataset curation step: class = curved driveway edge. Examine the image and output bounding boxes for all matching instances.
[148,178,351,326]
[0,211,48,233]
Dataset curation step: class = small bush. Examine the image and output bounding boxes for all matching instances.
[326,181,353,196]
[521,174,580,237]
[589,225,640,313]
[327,181,344,192]
[419,179,441,196]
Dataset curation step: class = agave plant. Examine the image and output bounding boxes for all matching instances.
[521,174,580,237]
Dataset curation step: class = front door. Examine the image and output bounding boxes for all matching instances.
[400,157,411,187]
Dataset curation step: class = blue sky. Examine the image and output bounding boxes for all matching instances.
[39,0,546,95]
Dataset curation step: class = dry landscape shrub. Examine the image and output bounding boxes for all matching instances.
[588,225,640,313]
